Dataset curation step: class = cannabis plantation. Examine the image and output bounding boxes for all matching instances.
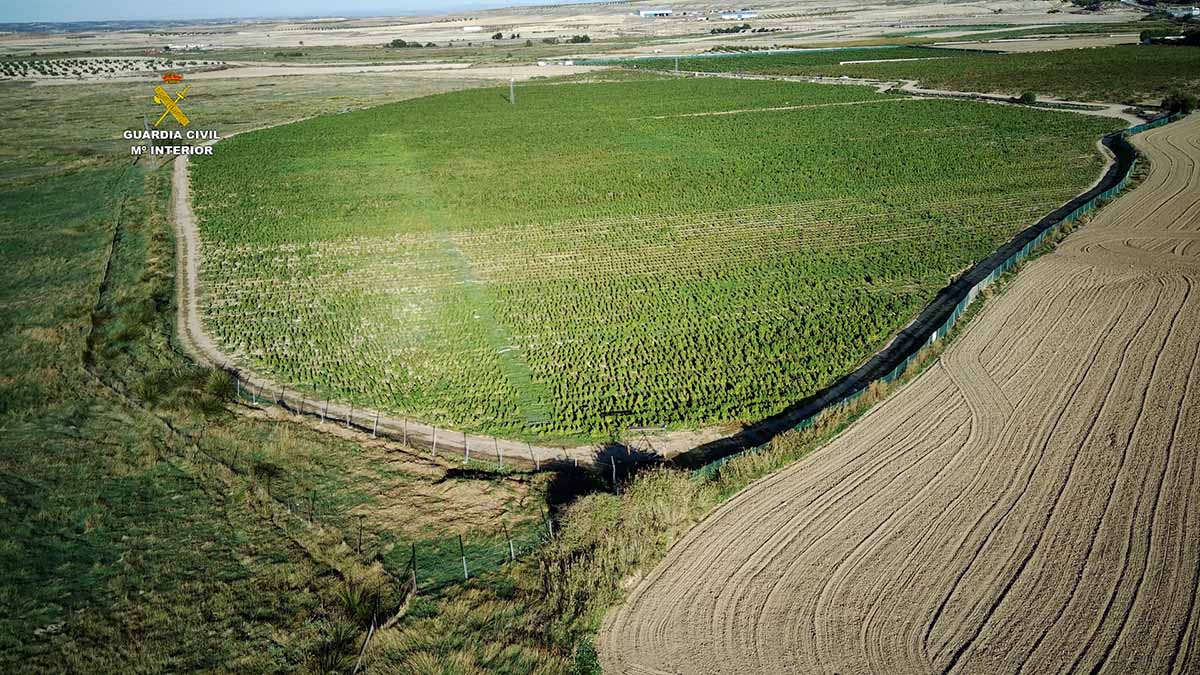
[191,77,1118,439]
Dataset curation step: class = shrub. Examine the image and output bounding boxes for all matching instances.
[1162,91,1197,113]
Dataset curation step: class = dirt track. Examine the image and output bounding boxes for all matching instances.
[599,114,1200,674]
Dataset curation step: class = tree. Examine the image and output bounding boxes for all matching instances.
[1162,91,1198,114]
[1018,91,1037,105]
[525,39,533,47]
[387,38,408,48]
[426,42,437,48]
[492,32,504,40]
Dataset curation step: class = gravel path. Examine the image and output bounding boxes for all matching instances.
[599,114,1200,674]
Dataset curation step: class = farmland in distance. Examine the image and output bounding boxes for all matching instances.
[191,76,1119,439]
[632,45,1200,102]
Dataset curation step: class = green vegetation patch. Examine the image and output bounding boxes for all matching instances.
[624,45,952,69]
[639,44,1200,102]
[192,77,1118,439]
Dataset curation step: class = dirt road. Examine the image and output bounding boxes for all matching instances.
[599,114,1200,674]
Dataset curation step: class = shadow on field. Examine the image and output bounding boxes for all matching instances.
[540,441,665,512]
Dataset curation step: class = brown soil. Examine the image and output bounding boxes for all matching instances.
[599,114,1200,675]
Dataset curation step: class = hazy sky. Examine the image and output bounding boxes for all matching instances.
[1,0,587,23]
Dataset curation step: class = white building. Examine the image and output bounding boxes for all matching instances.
[638,9,673,17]
[1165,5,1198,17]
[719,11,758,20]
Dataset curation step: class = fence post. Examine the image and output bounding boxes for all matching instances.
[410,541,418,587]
[357,514,364,554]
[346,404,352,429]
[432,427,437,457]
[612,456,618,495]
[321,401,328,424]
[235,375,240,398]
[372,411,379,439]
[542,507,554,538]
[251,384,258,405]
[528,442,538,470]
[463,435,469,464]
[403,418,408,445]
[298,393,305,415]
[502,522,515,562]
[459,534,469,580]
[495,437,502,470]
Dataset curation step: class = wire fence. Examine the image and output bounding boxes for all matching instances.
[695,112,1187,480]
[257,476,555,596]
[223,377,592,474]
[385,523,551,594]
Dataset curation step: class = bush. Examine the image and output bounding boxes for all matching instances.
[571,638,602,675]
[1162,91,1198,113]
[1018,91,1037,104]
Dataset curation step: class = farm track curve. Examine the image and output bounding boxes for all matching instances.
[599,113,1200,674]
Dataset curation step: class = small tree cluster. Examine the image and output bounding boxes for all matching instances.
[386,39,437,49]
[1162,91,1198,114]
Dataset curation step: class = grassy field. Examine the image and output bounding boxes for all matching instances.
[192,75,1118,439]
[621,45,955,67]
[0,73,561,672]
[634,44,1200,102]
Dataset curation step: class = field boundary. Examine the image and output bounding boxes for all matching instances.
[690,111,1186,476]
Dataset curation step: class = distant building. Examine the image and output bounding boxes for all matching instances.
[638,9,673,17]
[719,11,758,19]
[462,26,483,32]
[1165,5,1198,17]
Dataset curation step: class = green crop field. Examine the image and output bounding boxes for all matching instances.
[191,76,1119,439]
[633,45,1200,103]
[624,46,954,70]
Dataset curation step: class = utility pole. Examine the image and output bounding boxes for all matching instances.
[509,78,515,105]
